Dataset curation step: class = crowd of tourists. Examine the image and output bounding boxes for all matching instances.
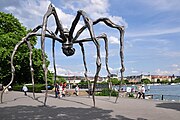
[54,82,79,98]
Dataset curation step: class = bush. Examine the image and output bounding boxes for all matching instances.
[13,84,53,93]
[128,93,134,98]
[96,88,118,97]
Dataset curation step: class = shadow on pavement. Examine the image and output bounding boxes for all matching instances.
[156,102,180,111]
[0,105,134,120]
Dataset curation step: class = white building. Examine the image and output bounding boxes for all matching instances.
[126,74,177,83]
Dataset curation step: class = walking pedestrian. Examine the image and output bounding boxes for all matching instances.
[62,82,67,97]
[141,85,146,99]
[136,85,142,99]
[59,83,63,98]
[74,84,80,96]
[55,83,59,98]
[22,85,28,96]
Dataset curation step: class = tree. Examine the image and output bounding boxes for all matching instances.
[157,79,160,83]
[107,78,120,85]
[0,12,50,85]
[160,80,169,84]
[141,79,151,84]
[122,80,129,84]
[173,78,180,83]
[48,76,66,85]
[79,79,88,85]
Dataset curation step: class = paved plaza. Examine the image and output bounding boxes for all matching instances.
[0,91,179,120]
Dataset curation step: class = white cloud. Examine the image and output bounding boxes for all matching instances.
[154,69,171,75]
[49,65,70,76]
[171,64,179,68]
[109,36,119,44]
[1,0,51,29]
[170,64,180,75]
[60,0,127,26]
[129,67,140,75]
[49,65,84,76]
[102,66,120,75]
[62,0,109,16]
[108,16,128,28]
[127,27,180,38]
[1,0,126,39]
[159,51,180,57]
[131,70,139,74]
[125,41,133,48]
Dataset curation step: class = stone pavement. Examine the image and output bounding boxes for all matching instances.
[0,91,179,120]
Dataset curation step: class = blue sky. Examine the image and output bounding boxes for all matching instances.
[1,0,180,77]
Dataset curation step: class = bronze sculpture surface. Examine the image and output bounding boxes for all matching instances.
[1,4,125,107]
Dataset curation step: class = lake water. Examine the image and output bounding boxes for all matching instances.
[145,84,180,101]
[114,84,180,101]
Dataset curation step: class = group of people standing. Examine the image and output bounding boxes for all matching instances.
[21,82,80,98]
[55,82,67,98]
[55,82,80,98]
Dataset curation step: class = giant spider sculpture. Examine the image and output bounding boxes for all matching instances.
[0,4,125,107]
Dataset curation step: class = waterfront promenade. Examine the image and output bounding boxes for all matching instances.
[0,91,179,120]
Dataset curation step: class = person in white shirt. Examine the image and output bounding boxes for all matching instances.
[22,85,28,96]
[141,85,145,99]
[74,84,80,96]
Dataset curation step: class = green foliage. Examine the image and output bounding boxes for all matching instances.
[56,76,66,83]
[13,84,53,93]
[122,80,129,84]
[96,88,118,96]
[160,80,169,84]
[48,76,67,85]
[128,93,134,98]
[79,80,88,85]
[100,81,108,84]
[0,12,50,85]
[173,78,180,83]
[141,79,151,84]
[107,78,120,85]
[47,71,54,85]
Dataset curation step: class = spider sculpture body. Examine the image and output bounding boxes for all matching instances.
[0,4,125,107]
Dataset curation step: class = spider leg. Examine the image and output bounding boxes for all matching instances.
[75,17,125,103]
[0,22,62,103]
[70,10,102,107]
[76,33,112,98]
[95,18,125,103]
[78,42,91,97]
[97,34,112,98]
[50,30,61,98]
[52,39,57,85]
[52,37,58,98]
[0,40,25,103]
[41,6,52,106]
[96,34,111,77]
[92,42,101,107]
[0,25,42,103]
[76,35,112,107]
[26,41,35,99]
[41,4,68,105]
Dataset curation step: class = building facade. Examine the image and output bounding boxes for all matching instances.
[126,74,177,83]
